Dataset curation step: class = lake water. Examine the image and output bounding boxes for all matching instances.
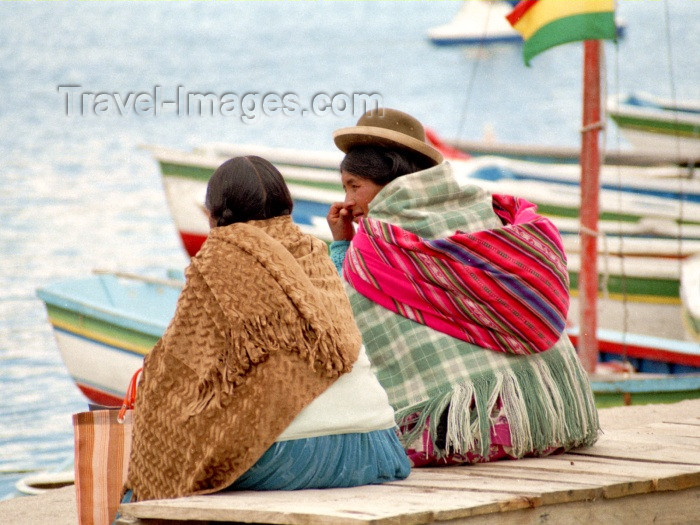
[1,0,698,501]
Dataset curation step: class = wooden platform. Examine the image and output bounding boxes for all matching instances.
[117,400,700,525]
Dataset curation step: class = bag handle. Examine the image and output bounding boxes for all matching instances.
[118,367,142,423]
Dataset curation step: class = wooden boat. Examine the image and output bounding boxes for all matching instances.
[566,253,683,305]
[36,271,180,407]
[427,1,523,46]
[147,144,698,304]
[444,93,700,166]
[14,458,74,496]
[442,137,699,166]
[607,92,700,159]
[36,272,700,409]
[149,144,700,224]
[204,135,699,167]
[154,146,338,256]
[681,253,700,341]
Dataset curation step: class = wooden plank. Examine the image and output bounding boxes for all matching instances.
[118,482,533,525]
[118,486,700,525]
[570,438,700,465]
[427,486,700,525]
[118,452,700,523]
[643,420,700,437]
[398,459,699,501]
[597,428,700,450]
[117,401,700,525]
[455,453,700,479]
[118,459,700,525]
[596,399,700,431]
[486,454,700,493]
[566,416,700,465]
[445,139,700,167]
[390,469,601,507]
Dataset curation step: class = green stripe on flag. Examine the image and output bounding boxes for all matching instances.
[524,12,616,65]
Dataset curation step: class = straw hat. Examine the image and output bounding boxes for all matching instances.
[333,108,444,167]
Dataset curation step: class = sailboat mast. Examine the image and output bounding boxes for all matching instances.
[579,40,602,373]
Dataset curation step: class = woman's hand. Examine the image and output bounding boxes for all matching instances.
[327,202,356,241]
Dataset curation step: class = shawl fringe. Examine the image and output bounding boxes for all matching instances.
[180,217,359,417]
[395,342,600,459]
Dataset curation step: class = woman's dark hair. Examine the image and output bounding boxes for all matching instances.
[340,145,434,186]
[205,156,293,227]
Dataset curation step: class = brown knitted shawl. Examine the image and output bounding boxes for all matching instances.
[124,215,361,501]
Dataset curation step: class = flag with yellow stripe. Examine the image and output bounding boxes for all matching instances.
[506,0,617,65]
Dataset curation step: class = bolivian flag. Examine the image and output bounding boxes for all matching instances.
[506,0,617,66]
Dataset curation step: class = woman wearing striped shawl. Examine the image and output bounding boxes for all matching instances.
[327,109,599,466]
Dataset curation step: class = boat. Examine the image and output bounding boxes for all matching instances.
[441,137,699,166]
[681,253,700,341]
[149,145,700,238]
[147,143,698,305]
[37,271,700,409]
[36,271,180,407]
[14,458,74,496]
[427,0,625,47]
[607,92,700,159]
[204,134,699,167]
[427,1,523,46]
[152,144,340,256]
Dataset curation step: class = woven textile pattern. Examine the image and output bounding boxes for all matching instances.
[125,215,361,500]
[344,163,599,458]
[344,193,570,355]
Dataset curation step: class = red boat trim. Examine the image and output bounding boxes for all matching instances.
[179,231,206,257]
[77,384,123,408]
[568,333,700,368]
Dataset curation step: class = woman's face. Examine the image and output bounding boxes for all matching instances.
[341,171,384,222]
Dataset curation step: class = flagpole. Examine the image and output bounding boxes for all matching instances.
[579,39,602,374]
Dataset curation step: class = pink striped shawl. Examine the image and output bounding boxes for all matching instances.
[342,194,570,355]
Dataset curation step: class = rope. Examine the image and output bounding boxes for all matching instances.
[609,27,630,346]
[93,268,184,289]
[662,0,686,269]
[579,121,606,134]
[456,2,494,139]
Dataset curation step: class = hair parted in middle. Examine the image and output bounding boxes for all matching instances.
[205,155,294,227]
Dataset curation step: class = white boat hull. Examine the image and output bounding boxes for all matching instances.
[616,127,700,159]
[53,329,144,405]
[427,1,520,45]
[608,94,700,158]
[681,254,700,341]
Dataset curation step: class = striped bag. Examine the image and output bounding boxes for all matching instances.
[73,369,140,525]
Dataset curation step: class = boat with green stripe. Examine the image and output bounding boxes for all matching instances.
[37,271,699,408]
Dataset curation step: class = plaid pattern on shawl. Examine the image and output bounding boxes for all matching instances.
[343,194,569,355]
[344,163,599,457]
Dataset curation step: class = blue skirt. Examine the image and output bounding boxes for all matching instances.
[114,428,410,524]
[228,428,410,491]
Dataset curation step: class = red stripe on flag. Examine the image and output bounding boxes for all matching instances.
[506,0,539,26]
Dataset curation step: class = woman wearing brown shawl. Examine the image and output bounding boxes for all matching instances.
[122,156,409,503]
